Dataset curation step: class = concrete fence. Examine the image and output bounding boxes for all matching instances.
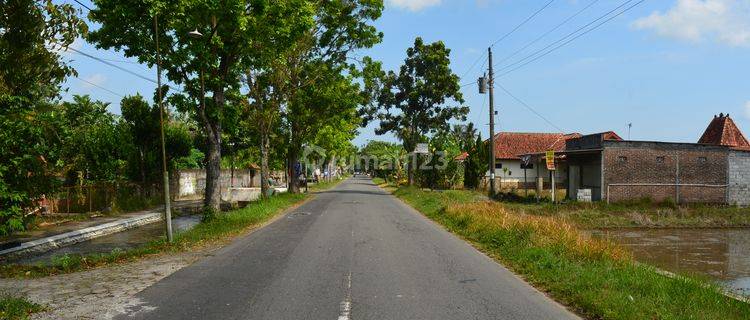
[171,169,261,201]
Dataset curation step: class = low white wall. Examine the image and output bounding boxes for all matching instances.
[172,169,261,201]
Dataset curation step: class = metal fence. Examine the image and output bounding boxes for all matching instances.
[46,182,163,214]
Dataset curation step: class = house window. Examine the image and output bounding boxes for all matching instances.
[656,156,665,164]
[697,157,707,164]
[617,156,628,163]
[495,162,503,169]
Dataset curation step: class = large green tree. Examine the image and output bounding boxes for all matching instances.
[0,0,87,99]
[88,0,313,211]
[281,0,383,193]
[374,37,469,186]
[58,95,132,182]
[121,94,196,185]
[464,133,488,190]
[0,0,85,235]
[359,140,405,182]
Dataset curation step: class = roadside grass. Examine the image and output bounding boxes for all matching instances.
[500,199,750,228]
[0,178,346,279]
[0,295,43,320]
[392,186,750,320]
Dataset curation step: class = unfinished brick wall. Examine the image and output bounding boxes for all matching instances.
[602,142,728,203]
[728,151,750,206]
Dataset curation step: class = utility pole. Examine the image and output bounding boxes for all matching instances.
[488,47,497,197]
[627,123,632,140]
[155,15,173,243]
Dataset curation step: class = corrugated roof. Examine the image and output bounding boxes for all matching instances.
[698,113,750,151]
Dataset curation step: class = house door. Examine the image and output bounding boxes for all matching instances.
[568,165,581,200]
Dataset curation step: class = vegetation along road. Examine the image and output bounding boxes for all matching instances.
[114,176,576,320]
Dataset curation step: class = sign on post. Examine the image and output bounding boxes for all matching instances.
[520,155,533,169]
[545,150,556,171]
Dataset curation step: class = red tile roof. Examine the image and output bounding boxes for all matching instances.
[489,132,581,160]
[601,131,623,141]
[698,113,750,151]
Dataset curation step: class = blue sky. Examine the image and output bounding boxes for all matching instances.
[60,0,750,148]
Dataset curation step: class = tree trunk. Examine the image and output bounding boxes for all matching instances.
[203,90,224,212]
[286,120,304,194]
[260,128,270,199]
[139,148,146,186]
[288,144,301,194]
[204,127,222,211]
[407,129,417,186]
[407,155,415,186]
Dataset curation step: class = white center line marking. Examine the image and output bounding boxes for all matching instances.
[338,271,352,320]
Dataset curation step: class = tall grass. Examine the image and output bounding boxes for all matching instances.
[0,295,43,320]
[499,198,750,228]
[448,201,630,262]
[394,187,750,320]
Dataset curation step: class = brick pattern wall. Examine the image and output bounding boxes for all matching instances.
[728,151,750,206]
[603,145,728,203]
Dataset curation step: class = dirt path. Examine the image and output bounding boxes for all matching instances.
[0,249,213,319]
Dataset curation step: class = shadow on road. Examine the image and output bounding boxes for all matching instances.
[318,189,388,196]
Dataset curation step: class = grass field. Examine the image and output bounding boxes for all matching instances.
[392,186,750,320]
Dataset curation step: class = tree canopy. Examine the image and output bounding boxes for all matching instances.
[373,37,469,185]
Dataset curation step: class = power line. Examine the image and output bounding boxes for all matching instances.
[460,0,555,84]
[458,52,487,82]
[67,50,150,71]
[72,0,92,11]
[460,0,556,88]
[74,75,125,98]
[494,0,601,68]
[489,0,556,48]
[65,1,187,95]
[495,0,645,77]
[66,46,186,94]
[67,47,157,84]
[461,81,476,88]
[496,82,565,133]
[496,0,635,74]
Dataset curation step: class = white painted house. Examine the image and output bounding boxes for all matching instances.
[485,132,581,188]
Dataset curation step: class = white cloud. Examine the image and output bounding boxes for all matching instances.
[81,74,107,88]
[632,0,750,47]
[745,101,750,120]
[387,0,442,11]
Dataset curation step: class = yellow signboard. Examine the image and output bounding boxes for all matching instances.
[545,150,555,171]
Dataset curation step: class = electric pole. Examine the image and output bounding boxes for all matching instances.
[488,47,496,197]
[155,15,173,243]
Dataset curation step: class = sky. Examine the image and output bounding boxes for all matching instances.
[59,0,750,148]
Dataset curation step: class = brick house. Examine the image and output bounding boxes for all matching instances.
[522,114,750,205]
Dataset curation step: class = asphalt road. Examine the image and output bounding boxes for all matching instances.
[117,177,578,320]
